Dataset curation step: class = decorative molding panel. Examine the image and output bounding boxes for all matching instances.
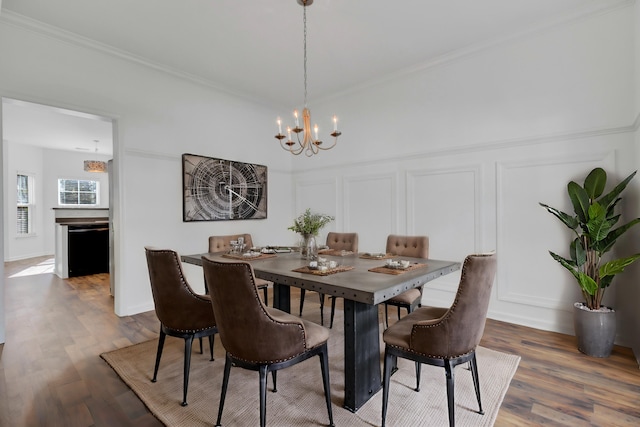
[495,150,617,309]
[407,165,482,292]
[343,173,398,252]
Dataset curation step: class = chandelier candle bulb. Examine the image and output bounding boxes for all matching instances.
[314,124,319,140]
[277,117,282,134]
[294,110,299,127]
[333,116,337,131]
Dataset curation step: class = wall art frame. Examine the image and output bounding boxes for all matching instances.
[182,153,267,221]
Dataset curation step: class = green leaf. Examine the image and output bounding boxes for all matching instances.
[594,218,640,254]
[584,167,606,199]
[549,251,579,276]
[598,170,637,209]
[585,203,612,243]
[577,271,598,295]
[539,203,579,230]
[600,275,614,289]
[567,181,590,223]
[600,254,640,278]
[570,238,586,267]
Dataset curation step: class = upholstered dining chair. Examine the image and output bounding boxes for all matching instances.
[299,232,359,326]
[201,257,335,427]
[208,234,270,305]
[144,247,218,407]
[383,234,429,328]
[381,252,497,427]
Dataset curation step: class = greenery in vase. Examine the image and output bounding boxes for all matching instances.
[539,167,640,310]
[288,208,334,236]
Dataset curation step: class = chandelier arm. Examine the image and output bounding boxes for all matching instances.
[315,137,338,151]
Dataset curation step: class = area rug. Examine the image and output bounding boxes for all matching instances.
[102,310,519,426]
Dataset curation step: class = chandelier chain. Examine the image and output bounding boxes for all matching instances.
[303,4,308,108]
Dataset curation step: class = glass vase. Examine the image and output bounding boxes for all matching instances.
[300,234,318,260]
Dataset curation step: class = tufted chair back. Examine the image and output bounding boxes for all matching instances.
[208,234,254,253]
[145,247,216,331]
[409,253,497,357]
[386,235,429,258]
[202,258,320,363]
[326,232,359,252]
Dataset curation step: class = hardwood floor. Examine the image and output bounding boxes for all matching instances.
[1,256,639,426]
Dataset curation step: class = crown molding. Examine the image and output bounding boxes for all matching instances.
[316,0,635,104]
[0,10,278,109]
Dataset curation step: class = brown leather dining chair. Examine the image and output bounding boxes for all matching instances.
[144,247,218,407]
[383,234,429,328]
[201,257,335,427]
[208,234,270,305]
[299,232,359,326]
[381,252,497,427]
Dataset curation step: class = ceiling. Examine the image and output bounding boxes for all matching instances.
[1,0,617,155]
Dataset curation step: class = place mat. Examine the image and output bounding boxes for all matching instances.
[222,252,277,261]
[359,252,393,260]
[369,263,427,275]
[318,249,354,256]
[292,265,354,276]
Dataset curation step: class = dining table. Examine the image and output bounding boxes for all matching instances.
[181,250,460,412]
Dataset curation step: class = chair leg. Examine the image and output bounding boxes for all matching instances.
[329,296,337,329]
[208,334,215,362]
[181,335,194,406]
[259,365,268,427]
[262,286,269,306]
[272,370,277,392]
[319,293,325,326]
[470,352,484,415]
[319,345,335,427]
[415,362,421,392]
[397,306,401,320]
[151,327,166,382]
[199,337,203,354]
[384,304,389,329]
[444,359,455,427]
[381,350,394,427]
[215,354,232,427]
[299,289,306,316]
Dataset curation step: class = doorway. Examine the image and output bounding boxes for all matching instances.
[1,97,116,294]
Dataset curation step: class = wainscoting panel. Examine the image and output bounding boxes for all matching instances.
[496,151,617,310]
[407,165,481,295]
[291,178,339,245]
[343,173,397,252]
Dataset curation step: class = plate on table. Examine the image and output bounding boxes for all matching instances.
[364,252,386,259]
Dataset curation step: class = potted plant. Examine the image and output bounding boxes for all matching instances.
[540,167,640,357]
[288,208,334,259]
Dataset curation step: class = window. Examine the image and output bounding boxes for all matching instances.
[58,179,100,206]
[17,174,34,235]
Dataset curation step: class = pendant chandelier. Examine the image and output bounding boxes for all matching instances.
[274,0,341,157]
[84,140,107,173]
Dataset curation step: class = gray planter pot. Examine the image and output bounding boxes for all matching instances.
[573,302,616,358]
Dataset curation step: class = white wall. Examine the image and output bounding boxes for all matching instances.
[293,5,639,346]
[0,17,293,318]
[630,0,640,363]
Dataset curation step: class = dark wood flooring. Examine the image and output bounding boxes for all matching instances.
[1,256,639,426]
